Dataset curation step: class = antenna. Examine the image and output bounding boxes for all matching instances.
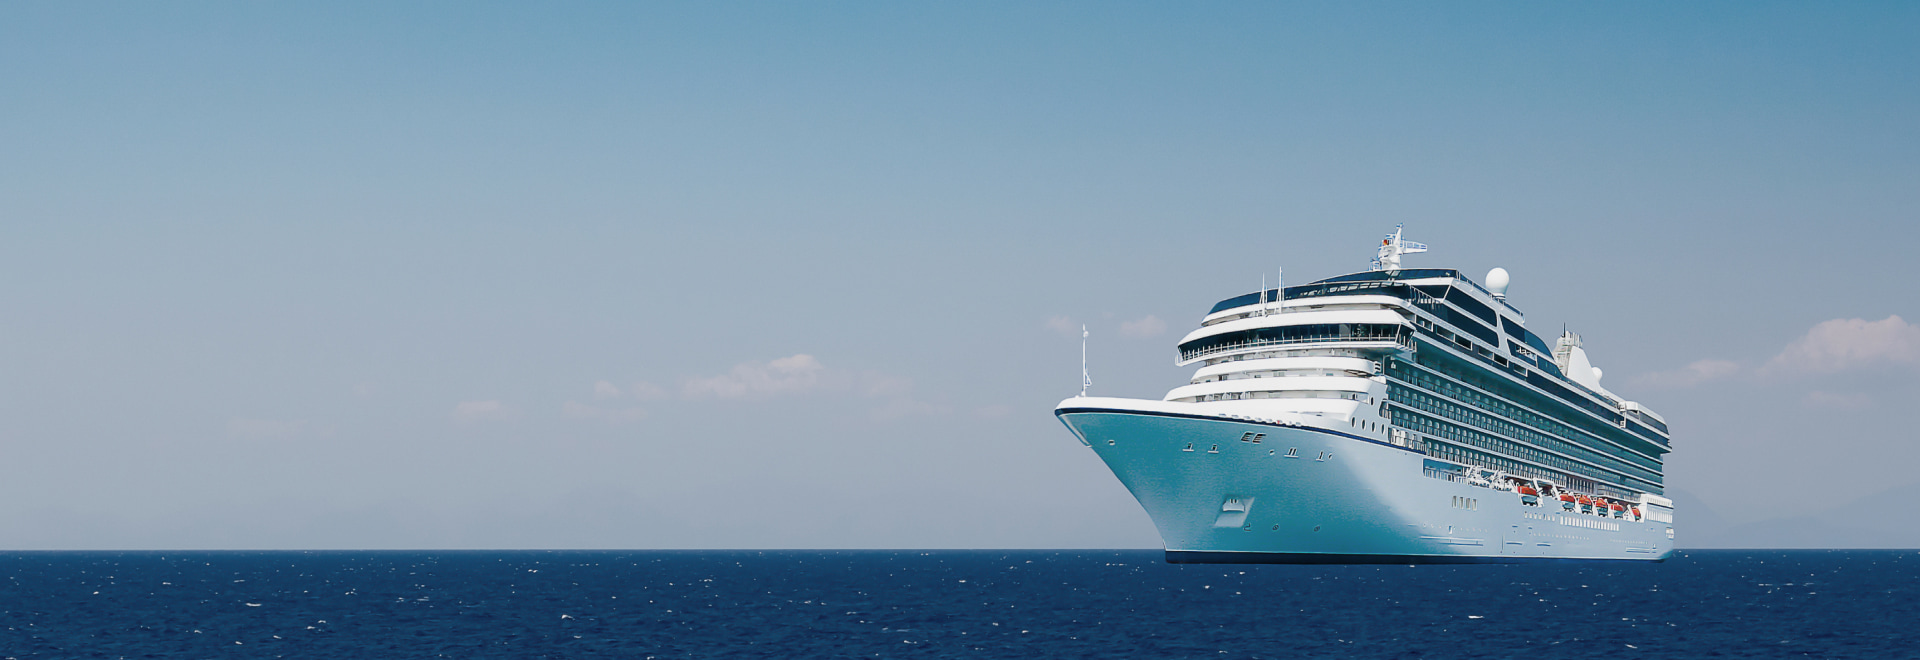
[1080,325,1091,397]
[1277,266,1284,313]
[1259,273,1268,316]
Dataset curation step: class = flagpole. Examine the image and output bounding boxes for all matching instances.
[1080,325,1090,397]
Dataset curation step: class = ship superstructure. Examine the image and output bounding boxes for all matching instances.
[1055,227,1674,562]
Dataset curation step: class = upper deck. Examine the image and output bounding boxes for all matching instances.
[1190,267,1671,446]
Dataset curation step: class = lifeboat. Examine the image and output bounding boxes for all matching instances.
[1518,486,1539,506]
[1578,497,1594,514]
[1608,503,1624,518]
[1559,494,1576,511]
[1631,507,1642,521]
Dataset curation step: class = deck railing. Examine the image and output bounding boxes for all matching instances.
[1181,329,1416,363]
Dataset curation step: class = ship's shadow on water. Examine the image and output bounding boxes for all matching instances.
[0,549,1910,658]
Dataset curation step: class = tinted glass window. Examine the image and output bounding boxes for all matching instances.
[1446,288,1498,325]
[1443,308,1500,344]
[1178,323,1404,359]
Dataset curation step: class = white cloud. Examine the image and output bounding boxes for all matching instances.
[1635,359,1742,388]
[227,418,307,439]
[1768,315,1920,374]
[589,380,668,400]
[629,381,668,400]
[683,354,827,398]
[562,401,649,423]
[1804,390,1875,410]
[1043,315,1078,338]
[1119,315,1167,339]
[679,354,947,420]
[452,400,517,422]
[859,372,915,398]
[858,372,948,421]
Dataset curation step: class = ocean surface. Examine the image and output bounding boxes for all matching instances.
[1,550,1913,658]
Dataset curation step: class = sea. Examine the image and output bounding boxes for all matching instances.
[1,550,1912,658]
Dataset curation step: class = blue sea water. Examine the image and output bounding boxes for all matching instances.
[1,550,1913,658]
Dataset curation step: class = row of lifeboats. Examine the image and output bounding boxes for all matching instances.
[1464,468,1644,522]
[1520,486,1640,520]
[1510,480,1641,521]
[1552,493,1641,520]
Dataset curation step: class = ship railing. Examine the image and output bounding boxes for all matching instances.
[1182,330,1416,363]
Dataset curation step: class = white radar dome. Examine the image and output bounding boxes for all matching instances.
[1486,268,1511,299]
[1591,367,1604,381]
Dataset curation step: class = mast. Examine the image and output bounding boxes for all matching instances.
[1373,224,1427,272]
[1259,273,1268,316]
[1081,325,1090,397]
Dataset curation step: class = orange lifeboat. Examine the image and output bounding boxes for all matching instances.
[1631,507,1642,520]
[1518,486,1539,506]
[1559,494,1576,511]
[1610,503,1626,517]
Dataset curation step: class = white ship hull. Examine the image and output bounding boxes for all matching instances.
[1058,398,1674,563]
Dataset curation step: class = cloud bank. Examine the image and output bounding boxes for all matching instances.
[1767,315,1920,373]
[1640,314,1920,390]
[1119,315,1167,339]
[1636,359,1742,388]
[678,354,947,420]
[683,354,828,398]
[1043,315,1078,338]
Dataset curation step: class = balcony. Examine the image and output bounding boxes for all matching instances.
[1180,328,1415,363]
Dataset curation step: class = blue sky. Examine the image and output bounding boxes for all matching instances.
[2,2,1916,548]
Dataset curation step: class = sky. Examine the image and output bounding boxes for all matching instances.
[2,2,1916,549]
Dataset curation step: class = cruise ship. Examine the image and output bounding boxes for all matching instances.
[1055,227,1674,563]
